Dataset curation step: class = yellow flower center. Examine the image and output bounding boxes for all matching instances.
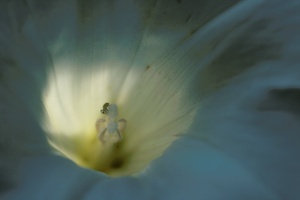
[42,61,197,176]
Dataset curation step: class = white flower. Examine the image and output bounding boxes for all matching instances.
[1,0,300,199]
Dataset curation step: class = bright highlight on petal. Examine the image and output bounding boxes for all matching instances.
[42,58,198,176]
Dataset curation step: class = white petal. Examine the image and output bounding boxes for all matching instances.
[2,0,300,200]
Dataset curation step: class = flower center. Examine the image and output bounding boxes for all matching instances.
[42,65,197,176]
[96,103,126,143]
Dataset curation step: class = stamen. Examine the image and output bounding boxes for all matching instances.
[100,102,110,114]
[97,103,126,143]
